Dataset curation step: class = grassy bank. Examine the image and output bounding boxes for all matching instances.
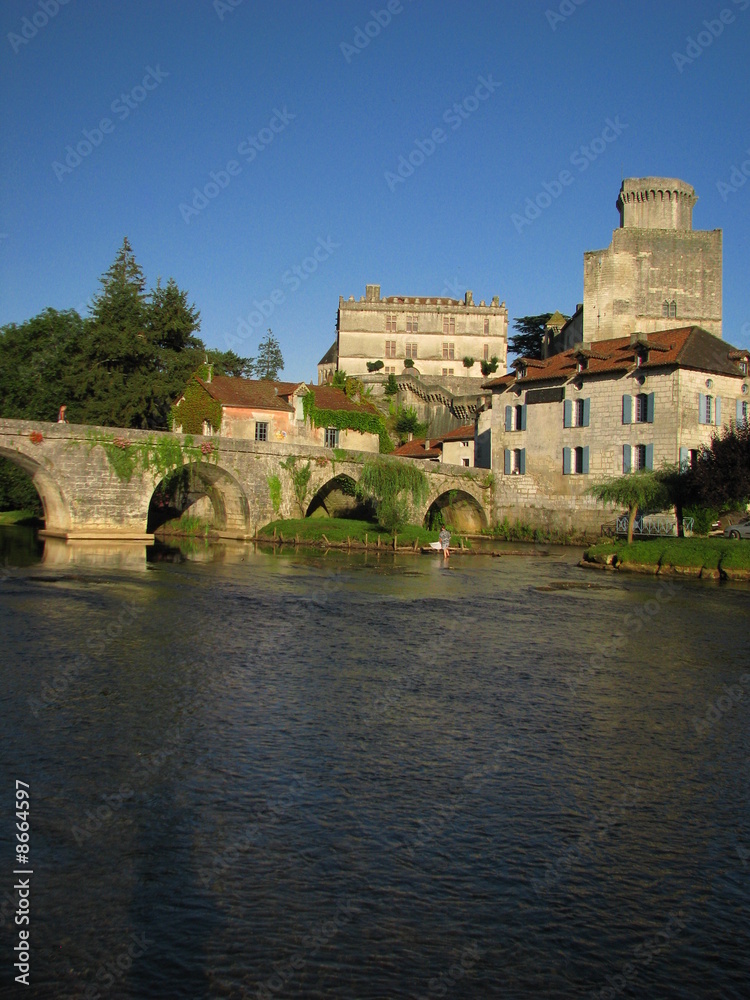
[258,518,457,548]
[0,510,43,526]
[483,517,589,545]
[583,537,750,579]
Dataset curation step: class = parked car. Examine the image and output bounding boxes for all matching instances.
[724,518,750,539]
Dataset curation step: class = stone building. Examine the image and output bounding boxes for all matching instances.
[392,424,476,466]
[172,374,381,452]
[483,327,749,532]
[583,178,722,344]
[335,283,508,380]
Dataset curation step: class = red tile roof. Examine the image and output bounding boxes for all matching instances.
[484,327,746,389]
[197,376,297,411]
[392,439,442,458]
[441,424,475,441]
[305,384,381,415]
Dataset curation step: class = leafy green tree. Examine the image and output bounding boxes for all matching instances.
[508,313,553,360]
[331,369,347,390]
[691,422,750,510]
[355,458,428,535]
[255,329,284,380]
[588,471,669,543]
[384,373,398,396]
[463,356,475,369]
[480,356,500,377]
[393,405,428,443]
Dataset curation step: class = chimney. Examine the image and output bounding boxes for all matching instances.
[365,284,381,302]
[424,438,430,450]
[465,290,474,306]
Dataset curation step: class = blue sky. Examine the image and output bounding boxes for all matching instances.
[1,0,749,381]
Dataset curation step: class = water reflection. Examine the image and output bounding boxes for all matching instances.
[1,526,749,997]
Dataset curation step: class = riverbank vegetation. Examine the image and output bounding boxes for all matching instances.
[583,537,750,579]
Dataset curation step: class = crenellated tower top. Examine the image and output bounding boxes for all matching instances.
[617,177,697,231]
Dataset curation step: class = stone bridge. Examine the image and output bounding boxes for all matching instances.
[0,419,493,539]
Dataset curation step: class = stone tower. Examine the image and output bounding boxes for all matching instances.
[583,177,722,344]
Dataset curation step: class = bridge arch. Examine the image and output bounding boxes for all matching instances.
[305,473,370,519]
[0,446,71,533]
[147,461,251,533]
[422,486,489,532]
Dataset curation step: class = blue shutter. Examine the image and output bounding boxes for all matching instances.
[520,404,527,431]
[645,444,654,470]
[505,405,513,431]
[622,394,632,424]
[679,446,689,470]
[582,446,590,475]
[563,400,572,428]
[699,393,706,425]
[582,397,591,427]
[715,396,721,426]
[519,448,526,475]
[504,449,511,475]
[563,447,571,475]
[623,444,631,473]
[646,392,655,423]
[738,399,745,426]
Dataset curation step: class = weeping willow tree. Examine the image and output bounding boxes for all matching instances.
[355,458,428,534]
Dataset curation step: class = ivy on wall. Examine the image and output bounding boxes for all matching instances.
[170,377,223,435]
[86,431,219,483]
[302,392,392,453]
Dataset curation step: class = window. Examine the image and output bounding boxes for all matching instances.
[562,446,589,475]
[406,342,418,359]
[484,318,490,336]
[462,458,470,467]
[324,427,339,448]
[483,343,489,360]
[443,315,456,336]
[622,393,653,424]
[406,314,418,334]
[384,366,396,374]
[442,368,454,376]
[699,393,721,425]
[564,398,590,428]
[623,443,653,472]
[202,419,212,435]
[385,314,397,333]
[680,447,700,470]
[739,360,747,376]
[737,399,749,426]
[504,448,526,475]
[662,301,670,318]
[385,340,396,358]
[662,300,677,318]
[255,421,268,442]
[505,404,527,432]
[442,342,455,360]
[461,440,470,447]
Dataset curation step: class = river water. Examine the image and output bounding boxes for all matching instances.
[1,527,749,999]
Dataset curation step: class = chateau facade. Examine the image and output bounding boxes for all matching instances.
[332,283,508,381]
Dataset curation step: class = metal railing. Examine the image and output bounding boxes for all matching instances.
[609,515,694,537]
